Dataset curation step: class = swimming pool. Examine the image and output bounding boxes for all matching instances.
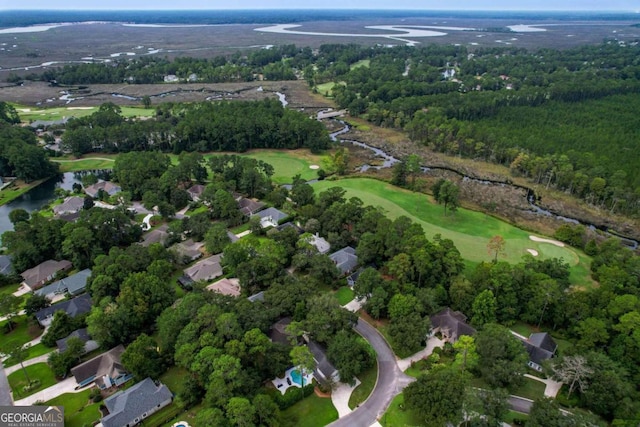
[290,369,303,386]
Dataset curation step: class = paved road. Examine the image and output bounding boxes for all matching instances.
[0,359,13,406]
[4,353,53,376]
[328,319,414,427]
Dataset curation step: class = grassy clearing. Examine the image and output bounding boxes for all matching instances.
[8,362,57,398]
[334,286,354,305]
[52,157,116,172]
[350,59,370,70]
[504,410,529,425]
[16,105,155,122]
[0,178,48,206]
[316,82,337,96]
[0,316,44,353]
[159,366,188,396]
[162,403,205,427]
[312,178,591,283]
[380,393,424,427]
[280,393,338,427]
[43,389,101,427]
[348,361,378,409]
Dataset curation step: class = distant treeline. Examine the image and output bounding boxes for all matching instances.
[61,99,331,155]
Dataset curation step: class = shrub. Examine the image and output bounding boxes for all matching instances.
[274,384,315,409]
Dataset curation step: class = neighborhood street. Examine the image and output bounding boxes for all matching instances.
[0,360,12,406]
[328,318,414,427]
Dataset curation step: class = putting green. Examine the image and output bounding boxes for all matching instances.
[312,178,591,283]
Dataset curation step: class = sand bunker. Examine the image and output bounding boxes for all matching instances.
[529,236,565,247]
[526,249,539,257]
[309,164,320,170]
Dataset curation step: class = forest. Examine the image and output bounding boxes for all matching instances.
[61,99,331,156]
[1,150,639,426]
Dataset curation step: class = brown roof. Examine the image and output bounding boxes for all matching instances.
[21,260,72,289]
[430,307,476,340]
[71,345,126,385]
[206,277,240,297]
[238,198,265,216]
[184,254,223,282]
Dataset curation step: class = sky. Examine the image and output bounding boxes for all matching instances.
[5,0,639,11]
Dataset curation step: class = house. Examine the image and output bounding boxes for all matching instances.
[0,255,13,276]
[306,233,331,254]
[429,307,477,343]
[248,291,265,303]
[307,339,339,384]
[35,293,92,327]
[84,181,121,198]
[253,207,288,228]
[227,231,240,243]
[139,225,169,247]
[170,239,204,263]
[179,254,223,288]
[35,268,92,301]
[187,184,206,202]
[519,332,558,372]
[269,317,294,345]
[238,197,265,216]
[20,259,73,291]
[346,268,364,287]
[56,328,99,354]
[101,378,173,427]
[329,247,358,275]
[71,345,132,389]
[53,196,84,216]
[206,277,241,297]
[276,222,304,234]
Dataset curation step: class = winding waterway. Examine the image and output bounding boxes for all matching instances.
[328,120,639,249]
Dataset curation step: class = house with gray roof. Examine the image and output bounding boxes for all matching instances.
[429,307,477,343]
[139,225,169,247]
[0,255,13,276]
[101,378,173,427]
[179,254,223,288]
[307,339,339,384]
[329,247,358,275]
[20,259,73,290]
[253,207,288,228]
[518,332,558,372]
[53,196,84,216]
[238,197,265,216]
[35,268,91,301]
[187,184,206,202]
[170,239,204,264]
[248,291,265,303]
[71,345,132,389]
[306,233,331,254]
[84,181,121,198]
[56,328,99,354]
[35,293,93,327]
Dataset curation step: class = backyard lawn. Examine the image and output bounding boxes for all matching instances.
[280,393,338,427]
[312,178,591,285]
[8,362,57,399]
[44,389,101,427]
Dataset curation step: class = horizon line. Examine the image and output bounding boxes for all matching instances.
[1,8,638,12]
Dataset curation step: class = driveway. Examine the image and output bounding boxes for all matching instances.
[327,319,414,427]
[508,396,534,413]
[4,353,53,376]
[14,377,80,406]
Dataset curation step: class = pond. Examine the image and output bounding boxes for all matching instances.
[0,170,110,243]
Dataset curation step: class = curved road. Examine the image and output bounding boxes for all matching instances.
[328,319,414,427]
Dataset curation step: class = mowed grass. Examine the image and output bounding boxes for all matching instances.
[8,362,57,398]
[3,343,52,368]
[44,389,101,427]
[0,316,44,353]
[335,286,354,305]
[350,59,371,70]
[280,393,338,427]
[312,178,591,284]
[380,393,424,427]
[15,104,155,122]
[348,360,378,409]
[52,156,116,172]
